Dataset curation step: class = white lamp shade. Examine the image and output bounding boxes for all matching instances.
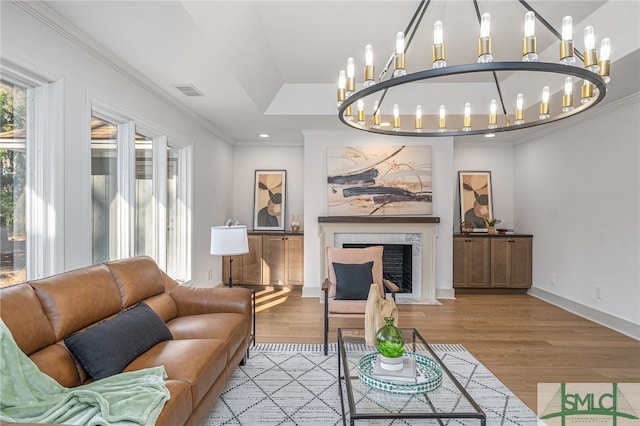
[210,225,249,256]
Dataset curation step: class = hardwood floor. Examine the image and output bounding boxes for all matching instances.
[247,285,640,412]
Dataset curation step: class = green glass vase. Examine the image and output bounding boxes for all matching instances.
[375,317,405,358]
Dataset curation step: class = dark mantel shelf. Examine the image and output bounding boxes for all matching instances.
[318,216,440,224]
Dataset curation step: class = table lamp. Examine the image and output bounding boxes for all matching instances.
[210,225,249,287]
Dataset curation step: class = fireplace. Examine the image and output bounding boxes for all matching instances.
[343,243,413,293]
[318,216,440,304]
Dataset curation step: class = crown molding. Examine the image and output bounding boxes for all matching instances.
[10,0,234,145]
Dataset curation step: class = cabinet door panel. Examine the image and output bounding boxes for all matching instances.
[242,235,263,284]
[452,238,467,287]
[490,239,510,287]
[286,236,304,285]
[453,237,489,288]
[263,235,286,285]
[467,238,490,287]
[509,239,532,288]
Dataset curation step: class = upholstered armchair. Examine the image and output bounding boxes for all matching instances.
[322,245,399,355]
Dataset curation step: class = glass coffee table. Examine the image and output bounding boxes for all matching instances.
[337,328,486,425]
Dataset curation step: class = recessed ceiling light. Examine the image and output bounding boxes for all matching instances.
[258,133,270,138]
[484,133,496,138]
[380,122,391,127]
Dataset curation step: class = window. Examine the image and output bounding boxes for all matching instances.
[134,134,155,258]
[166,144,185,280]
[0,80,27,286]
[89,104,191,281]
[0,58,62,286]
[90,116,119,264]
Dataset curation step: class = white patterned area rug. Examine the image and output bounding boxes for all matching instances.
[206,343,539,425]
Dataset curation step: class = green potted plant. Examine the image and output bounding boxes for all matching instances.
[484,218,501,234]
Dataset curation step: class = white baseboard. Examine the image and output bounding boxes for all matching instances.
[528,287,640,341]
[302,286,322,299]
[436,288,456,299]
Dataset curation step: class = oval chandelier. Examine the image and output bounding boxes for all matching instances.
[336,0,611,137]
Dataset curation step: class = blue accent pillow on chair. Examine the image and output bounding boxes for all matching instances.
[333,261,374,300]
[64,302,173,380]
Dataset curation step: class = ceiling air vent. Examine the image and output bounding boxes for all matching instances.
[173,84,204,97]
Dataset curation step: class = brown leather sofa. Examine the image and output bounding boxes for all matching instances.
[0,256,252,426]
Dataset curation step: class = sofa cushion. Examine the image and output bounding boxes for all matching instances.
[154,380,192,426]
[168,312,248,362]
[124,339,227,408]
[30,264,123,341]
[333,261,374,300]
[106,256,167,308]
[0,283,56,355]
[64,302,173,380]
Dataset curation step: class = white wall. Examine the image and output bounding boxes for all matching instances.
[302,131,454,298]
[2,2,233,285]
[453,143,516,230]
[514,95,640,336]
[231,145,304,230]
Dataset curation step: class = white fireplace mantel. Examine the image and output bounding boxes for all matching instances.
[318,217,440,304]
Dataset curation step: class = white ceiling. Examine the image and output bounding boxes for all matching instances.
[42,0,640,145]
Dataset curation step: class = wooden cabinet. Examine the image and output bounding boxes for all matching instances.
[490,237,532,289]
[285,235,304,285]
[223,233,304,286]
[453,236,490,288]
[262,234,304,285]
[223,234,263,285]
[262,235,286,285]
[453,234,532,291]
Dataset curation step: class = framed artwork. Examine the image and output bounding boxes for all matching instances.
[253,170,286,231]
[326,145,432,216]
[458,171,493,231]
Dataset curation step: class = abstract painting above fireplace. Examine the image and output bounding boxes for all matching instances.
[326,145,432,216]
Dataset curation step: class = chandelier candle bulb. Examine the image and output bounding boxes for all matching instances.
[563,77,574,112]
[438,105,446,132]
[583,26,599,73]
[373,101,381,129]
[463,102,472,131]
[522,11,538,62]
[415,105,423,132]
[432,20,447,69]
[393,104,401,131]
[560,16,575,65]
[364,44,375,88]
[345,104,354,121]
[336,70,346,107]
[478,13,493,63]
[515,93,524,125]
[393,32,407,77]
[539,86,550,119]
[598,38,611,84]
[346,57,355,96]
[581,79,594,104]
[357,99,366,125]
[488,99,497,128]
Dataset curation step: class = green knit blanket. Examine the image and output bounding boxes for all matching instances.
[0,319,169,425]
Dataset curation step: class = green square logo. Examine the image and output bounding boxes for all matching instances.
[538,383,640,425]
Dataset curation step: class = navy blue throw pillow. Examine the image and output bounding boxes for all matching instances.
[64,302,173,380]
[333,261,374,300]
